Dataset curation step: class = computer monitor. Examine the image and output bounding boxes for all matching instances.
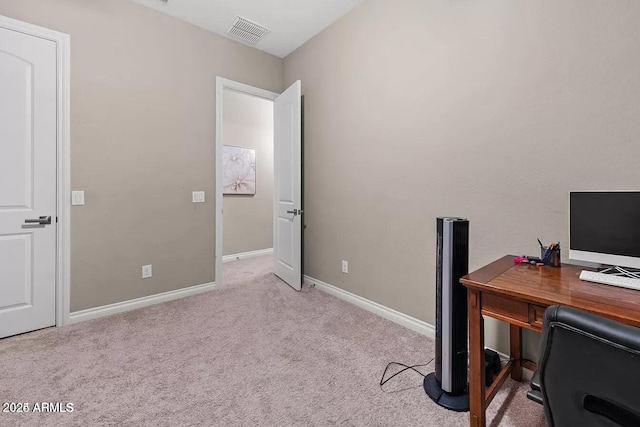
[569,191,640,269]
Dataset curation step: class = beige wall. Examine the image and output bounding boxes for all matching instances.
[0,0,283,311]
[222,90,274,256]
[285,0,640,354]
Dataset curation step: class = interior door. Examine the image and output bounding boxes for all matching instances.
[273,81,302,290]
[0,24,57,338]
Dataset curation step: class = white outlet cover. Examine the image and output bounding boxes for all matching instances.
[71,190,85,206]
[342,260,349,274]
[142,265,152,279]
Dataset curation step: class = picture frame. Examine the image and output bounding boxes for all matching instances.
[222,145,256,195]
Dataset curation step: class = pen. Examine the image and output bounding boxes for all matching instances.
[537,238,543,248]
[542,243,554,263]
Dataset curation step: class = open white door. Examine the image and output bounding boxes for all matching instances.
[273,81,302,290]
[0,24,58,338]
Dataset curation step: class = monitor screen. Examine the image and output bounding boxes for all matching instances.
[570,192,640,268]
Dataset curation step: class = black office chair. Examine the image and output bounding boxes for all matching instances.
[527,305,640,427]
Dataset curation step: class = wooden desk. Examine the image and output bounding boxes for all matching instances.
[460,255,640,427]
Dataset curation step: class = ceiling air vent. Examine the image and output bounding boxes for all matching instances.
[227,16,271,46]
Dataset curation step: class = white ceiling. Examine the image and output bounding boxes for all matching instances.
[131,0,365,58]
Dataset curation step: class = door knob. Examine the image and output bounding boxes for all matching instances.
[24,216,52,225]
[286,210,298,216]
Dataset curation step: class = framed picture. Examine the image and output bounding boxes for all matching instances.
[223,145,256,195]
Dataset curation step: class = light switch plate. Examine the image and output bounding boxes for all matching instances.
[71,191,85,206]
[192,191,205,203]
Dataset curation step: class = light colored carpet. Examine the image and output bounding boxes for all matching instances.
[0,255,545,426]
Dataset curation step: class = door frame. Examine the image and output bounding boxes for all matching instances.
[215,77,278,287]
[0,16,71,327]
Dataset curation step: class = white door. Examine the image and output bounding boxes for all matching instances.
[0,25,57,338]
[273,81,302,290]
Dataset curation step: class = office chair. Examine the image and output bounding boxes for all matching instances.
[527,305,640,427]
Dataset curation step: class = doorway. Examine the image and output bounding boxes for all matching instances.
[215,79,278,289]
[221,89,275,266]
[215,78,302,290]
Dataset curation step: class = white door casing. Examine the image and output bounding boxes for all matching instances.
[273,81,302,290]
[0,16,71,336]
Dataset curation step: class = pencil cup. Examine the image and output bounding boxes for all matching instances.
[541,247,561,267]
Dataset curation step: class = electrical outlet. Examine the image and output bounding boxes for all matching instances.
[342,260,349,274]
[142,265,152,279]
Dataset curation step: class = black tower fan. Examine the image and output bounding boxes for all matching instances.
[424,217,470,411]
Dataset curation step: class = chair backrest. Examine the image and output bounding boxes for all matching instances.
[538,305,640,427]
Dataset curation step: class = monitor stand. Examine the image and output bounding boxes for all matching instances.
[599,266,640,279]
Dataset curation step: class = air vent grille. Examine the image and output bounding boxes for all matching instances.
[227,16,271,45]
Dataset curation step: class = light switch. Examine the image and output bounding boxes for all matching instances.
[71,191,85,206]
[192,191,205,203]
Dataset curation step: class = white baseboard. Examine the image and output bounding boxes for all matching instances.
[68,282,217,324]
[223,248,273,263]
[303,275,436,338]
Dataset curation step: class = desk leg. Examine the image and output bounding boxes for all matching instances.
[509,325,522,381]
[468,289,486,427]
